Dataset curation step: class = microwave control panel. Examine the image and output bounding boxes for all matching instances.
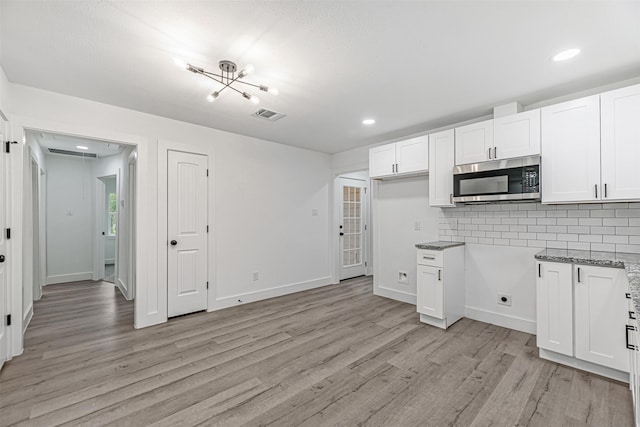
[523,166,539,193]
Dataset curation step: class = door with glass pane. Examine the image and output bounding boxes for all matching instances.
[339,178,366,280]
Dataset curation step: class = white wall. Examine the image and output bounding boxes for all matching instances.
[45,154,95,284]
[7,81,332,336]
[372,176,440,304]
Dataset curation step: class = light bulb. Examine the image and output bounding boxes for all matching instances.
[173,57,187,69]
[77,145,89,150]
[207,91,219,102]
[362,119,376,125]
[268,87,279,96]
[552,48,580,62]
[244,64,255,74]
[251,95,260,105]
[238,70,247,78]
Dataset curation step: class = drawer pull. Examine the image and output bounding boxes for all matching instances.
[627,325,638,351]
[438,270,442,281]
[631,311,637,320]
[423,256,436,260]
[627,293,632,299]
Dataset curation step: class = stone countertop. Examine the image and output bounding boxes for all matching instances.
[415,241,465,251]
[535,248,640,316]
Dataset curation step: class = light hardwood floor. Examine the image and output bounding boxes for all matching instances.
[0,276,634,426]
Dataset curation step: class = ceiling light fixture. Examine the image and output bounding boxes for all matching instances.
[76,145,89,150]
[552,48,581,62]
[181,59,277,104]
[362,119,376,125]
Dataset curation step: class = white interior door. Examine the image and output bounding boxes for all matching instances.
[167,150,208,317]
[0,119,8,370]
[339,177,366,280]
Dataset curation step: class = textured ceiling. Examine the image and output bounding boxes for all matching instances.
[2,1,640,154]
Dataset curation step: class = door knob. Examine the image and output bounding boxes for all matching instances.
[170,240,178,246]
[0,255,5,263]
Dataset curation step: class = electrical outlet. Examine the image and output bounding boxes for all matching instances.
[398,271,408,283]
[414,221,421,231]
[497,293,512,306]
[253,272,259,281]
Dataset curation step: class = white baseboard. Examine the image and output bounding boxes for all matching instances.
[464,305,536,334]
[46,272,94,285]
[209,276,333,311]
[374,286,416,305]
[539,348,629,383]
[23,304,33,334]
[116,278,131,300]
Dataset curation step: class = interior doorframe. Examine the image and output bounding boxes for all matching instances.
[7,116,148,359]
[127,149,137,301]
[157,139,215,316]
[331,168,372,284]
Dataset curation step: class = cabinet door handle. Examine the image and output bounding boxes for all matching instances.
[392,164,395,174]
[396,163,399,173]
[627,325,638,351]
[626,293,632,299]
[595,184,598,199]
[577,267,581,283]
[493,147,497,159]
[630,311,636,320]
[538,263,541,278]
[438,269,442,281]
[488,147,492,160]
[604,183,608,198]
[449,193,453,205]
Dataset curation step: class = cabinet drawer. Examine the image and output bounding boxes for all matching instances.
[417,250,443,267]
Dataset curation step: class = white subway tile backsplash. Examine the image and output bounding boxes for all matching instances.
[557,218,578,226]
[603,235,629,244]
[603,218,629,226]
[567,226,590,234]
[578,218,602,226]
[546,225,568,233]
[568,242,591,251]
[518,218,537,225]
[591,243,616,252]
[579,234,602,243]
[439,202,640,253]
[547,241,568,249]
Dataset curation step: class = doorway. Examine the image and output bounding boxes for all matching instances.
[0,117,9,369]
[337,172,370,280]
[97,174,118,283]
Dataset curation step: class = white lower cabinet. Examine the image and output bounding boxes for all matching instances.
[536,261,631,380]
[574,265,629,373]
[416,246,464,329]
[536,261,573,356]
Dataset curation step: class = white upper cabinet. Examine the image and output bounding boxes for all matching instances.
[600,83,640,200]
[428,129,455,207]
[369,136,428,179]
[396,137,429,175]
[494,109,541,160]
[369,144,397,178]
[541,95,601,203]
[455,119,493,165]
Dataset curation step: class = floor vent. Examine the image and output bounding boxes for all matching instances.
[252,108,286,122]
[48,148,97,158]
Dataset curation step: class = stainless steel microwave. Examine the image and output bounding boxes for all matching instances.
[452,155,540,203]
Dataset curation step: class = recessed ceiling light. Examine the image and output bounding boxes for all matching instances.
[76,145,89,150]
[362,119,376,125]
[552,48,581,62]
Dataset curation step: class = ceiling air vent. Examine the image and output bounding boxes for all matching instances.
[252,108,286,122]
[48,148,97,158]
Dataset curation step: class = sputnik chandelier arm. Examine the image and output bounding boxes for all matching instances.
[183,60,278,104]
